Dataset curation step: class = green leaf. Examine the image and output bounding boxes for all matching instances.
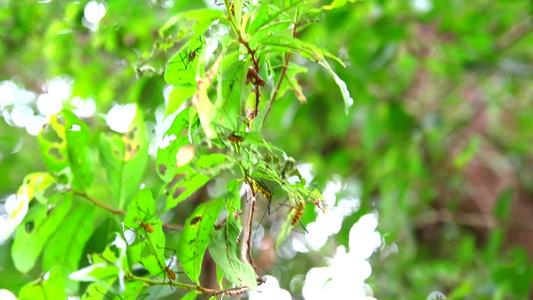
[99,105,148,209]
[19,172,55,205]
[494,188,513,222]
[275,204,298,248]
[274,63,308,103]
[178,198,224,283]
[2,172,56,245]
[41,199,96,294]
[317,58,354,114]
[70,264,120,283]
[254,35,344,66]
[38,110,94,190]
[195,79,218,140]
[453,136,480,168]
[117,282,145,300]
[156,107,192,182]
[12,194,72,273]
[322,0,361,10]
[219,56,248,130]
[82,283,112,300]
[248,1,307,34]
[71,234,129,295]
[196,153,232,175]
[124,189,157,232]
[162,9,224,90]
[163,165,211,212]
[160,9,224,39]
[208,218,257,289]
[182,291,199,300]
[226,179,241,217]
[254,35,353,113]
[128,219,167,279]
[19,267,67,300]
[165,84,197,117]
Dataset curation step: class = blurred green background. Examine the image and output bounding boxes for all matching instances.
[1,0,532,299]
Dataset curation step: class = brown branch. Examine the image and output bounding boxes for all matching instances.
[74,191,183,230]
[240,177,256,265]
[126,274,250,295]
[238,36,262,119]
[75,191,126,216]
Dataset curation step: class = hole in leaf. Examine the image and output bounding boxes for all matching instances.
[41,127,63,144]
[172,187,185,199]
[56,114,65,126]
[70,124,81,131]
[25,221,34,233]
[168,174,184,190]
[46,207,55,217]
[158,164,167,176]
[190,216,202,225]
[48,147,64,161]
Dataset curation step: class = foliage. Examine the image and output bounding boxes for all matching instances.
[1,0,533,299]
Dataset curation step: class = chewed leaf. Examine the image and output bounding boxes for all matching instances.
[156,107,192,182]
[38,110,93,191]
[163,165,211,212]
[208,218,257,289]
[165,84,197,117]
[12,194,72,273]
[178,198,224,283]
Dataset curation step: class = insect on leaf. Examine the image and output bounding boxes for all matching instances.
[124,189,157,232]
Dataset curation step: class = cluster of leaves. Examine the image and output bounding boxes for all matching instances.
[3,0,533,299]
[4,0,353,299]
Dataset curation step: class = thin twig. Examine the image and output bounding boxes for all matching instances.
[74,191,183,230]
[126,274,249,295]
[75,191,126,215]
[240,177,256,265]
[264,8,300,123]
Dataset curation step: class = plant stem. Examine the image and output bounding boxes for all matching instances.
[74,191,183,230]
[126,274,249,295]
[264,8,300,123]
